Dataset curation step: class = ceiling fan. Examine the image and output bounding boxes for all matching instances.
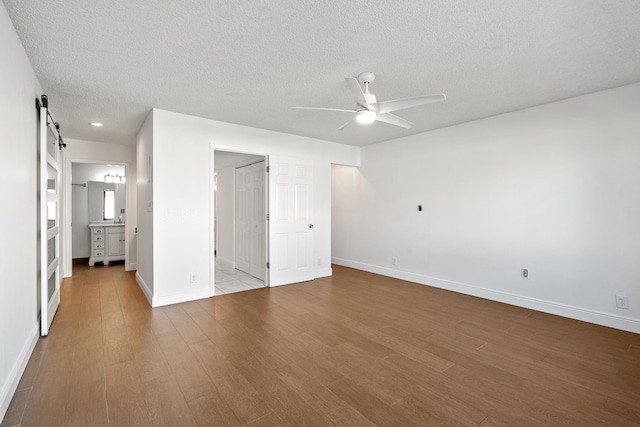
[293,72,446,131]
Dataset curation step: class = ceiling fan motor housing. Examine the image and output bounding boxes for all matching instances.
[363,92,377,110]
[358,71,375,85]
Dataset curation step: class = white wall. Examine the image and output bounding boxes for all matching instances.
[148,108,359,306]
[71,163,125,258]
[63,139,137,274]
[332,83,640,333]
[215,167,234,263]
[0,2,42,421]
[136,113,154,303]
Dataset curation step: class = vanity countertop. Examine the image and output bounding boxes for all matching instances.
[89,223,125,227]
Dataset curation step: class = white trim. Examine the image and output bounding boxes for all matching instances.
[151,288,212,308]
[210,146,216,298]
[332,257,640,334]
[127,262,137,271]
[314,267,332,278]
[0,323,38,422]
[135,272,153,306]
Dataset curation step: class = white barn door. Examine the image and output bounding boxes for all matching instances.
[268,156,314,287]
[39,103,61,336]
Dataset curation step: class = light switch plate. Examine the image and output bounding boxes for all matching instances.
[181,209,189,219]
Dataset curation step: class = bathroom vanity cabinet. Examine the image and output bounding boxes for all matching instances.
[89,224,125,266]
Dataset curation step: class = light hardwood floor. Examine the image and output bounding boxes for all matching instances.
[3,263,640,426]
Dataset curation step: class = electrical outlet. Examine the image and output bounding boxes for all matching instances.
[317,258,321,267]
[522,268,528,279]
[164,208,172,219]
[190,273,197,284]
[616,294,629,309]
[191,209,198,218]
[391,257,397,266]
[181,209,189,219]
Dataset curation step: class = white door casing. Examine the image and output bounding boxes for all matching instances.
[268,156,314,287]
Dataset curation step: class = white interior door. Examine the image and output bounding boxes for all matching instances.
[249,162,266,280]
[268,156,314,287]
[235,164,251,273]
[235,161,266,280]
[39,105,61,336]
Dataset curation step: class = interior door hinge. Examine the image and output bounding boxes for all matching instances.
[266,213,270,220]
[266,166,270,173]
[267,262,270,269]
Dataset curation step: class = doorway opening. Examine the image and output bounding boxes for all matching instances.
[213,150,267,295]
[69,162,127,271]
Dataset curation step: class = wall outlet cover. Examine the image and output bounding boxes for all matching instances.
[615,294,629,309]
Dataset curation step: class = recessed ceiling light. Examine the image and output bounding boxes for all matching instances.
[90,122,103,127]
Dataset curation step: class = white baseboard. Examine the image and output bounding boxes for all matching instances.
[332,257,640,334]
[0,322,38,423]
[152,288,212,307]
[216,255,233,265]
[136,273,212,308]
[135,272,153,306]
[126,262,137,271]
[314,267,332,279]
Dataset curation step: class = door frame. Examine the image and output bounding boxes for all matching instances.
[62,159,131,277]
[210,146,269,295]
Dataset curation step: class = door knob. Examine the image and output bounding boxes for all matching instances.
[309,224,314,228]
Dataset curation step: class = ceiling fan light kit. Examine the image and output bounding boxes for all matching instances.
[355,110,376,124]
[293,71,445,131]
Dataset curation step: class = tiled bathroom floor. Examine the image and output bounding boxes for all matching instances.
[214,257,266,295]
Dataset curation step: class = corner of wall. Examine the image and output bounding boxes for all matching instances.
[135,271,152,306]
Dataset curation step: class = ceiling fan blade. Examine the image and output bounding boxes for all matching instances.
[337,117,356,131]
[344,77,370,109]
[375,93,446,115]
[292,107,357,113]
[375,113,413,129]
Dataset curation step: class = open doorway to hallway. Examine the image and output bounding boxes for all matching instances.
[70,162,127,272]
[213,150,267,295]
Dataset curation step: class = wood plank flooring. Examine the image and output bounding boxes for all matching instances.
[3,263,640,426]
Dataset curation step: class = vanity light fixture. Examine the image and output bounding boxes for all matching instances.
[104,173,126,184]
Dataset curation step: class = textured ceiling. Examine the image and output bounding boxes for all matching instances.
[4,1,640,147]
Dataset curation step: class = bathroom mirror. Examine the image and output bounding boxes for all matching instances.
[88,181,125,223]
